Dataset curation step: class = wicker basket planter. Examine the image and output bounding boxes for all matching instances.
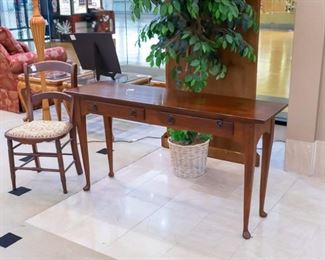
[168,139,210,178]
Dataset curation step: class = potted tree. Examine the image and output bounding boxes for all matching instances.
[131,0,258,177]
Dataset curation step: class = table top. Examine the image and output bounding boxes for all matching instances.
[66,81,287,123]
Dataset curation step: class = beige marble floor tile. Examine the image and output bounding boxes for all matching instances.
[103,230,173,259]
[130,205,207,243]
[298,225,325,260]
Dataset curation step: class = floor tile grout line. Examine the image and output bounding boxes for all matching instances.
[102,192,176,253]
[160,208,212,258]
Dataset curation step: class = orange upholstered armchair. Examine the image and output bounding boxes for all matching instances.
[0,26,67,112]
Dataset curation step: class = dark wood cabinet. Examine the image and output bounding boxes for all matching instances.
[51,0,114,35]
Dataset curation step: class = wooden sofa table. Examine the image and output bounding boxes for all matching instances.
[66,82,287,239]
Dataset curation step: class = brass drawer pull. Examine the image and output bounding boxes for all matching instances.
[92,103,98,112]
[216,119,223,128]
[167,114,175,125]
[130,109,137,117]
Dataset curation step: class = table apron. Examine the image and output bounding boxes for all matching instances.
[81,99,240,138]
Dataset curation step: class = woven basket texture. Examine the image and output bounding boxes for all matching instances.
[168,139,209,178]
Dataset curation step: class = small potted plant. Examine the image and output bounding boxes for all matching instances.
[168,129,211,177]
[131,0,258,177]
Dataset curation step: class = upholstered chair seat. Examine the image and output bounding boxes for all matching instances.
[5,120,72,141]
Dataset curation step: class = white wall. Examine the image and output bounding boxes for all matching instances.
[285,0,325,176]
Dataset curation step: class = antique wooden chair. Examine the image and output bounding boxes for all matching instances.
[4,61,83,194]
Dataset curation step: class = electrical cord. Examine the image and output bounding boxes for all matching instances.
[82,137,285,147]
[78,135,162,145]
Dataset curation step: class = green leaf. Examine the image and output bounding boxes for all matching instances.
[153,6,159,15]
[215,9,220,19]
[161,25,168,34]
[169,48,177,59]
[143,0,151,10]
[190,59,200,67]
[209,64,220,76]
[168,4,174,15]
[225,34,233,44]
[243,47,249,57]
[168,22,175,33]
[132,7,140,20]
[189,36,197,45]
[193,42,201,51]
[173,1,181,12]
[227,12,233,22]
[156,56,162,67]
[184,74,193,83]
[222,41,227,49]
[160,4,168,16]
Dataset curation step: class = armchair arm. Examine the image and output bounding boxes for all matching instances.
[18,41,30,52]
[0,43,10,60]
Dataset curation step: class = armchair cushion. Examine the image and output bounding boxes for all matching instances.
[5,120,72,140]
[9,52,37,74]
[0,27,24,55]
[8,46,67,74]
[44,46,67,63]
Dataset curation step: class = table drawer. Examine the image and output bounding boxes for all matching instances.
[146,110,234,138]
[85,101,145,121]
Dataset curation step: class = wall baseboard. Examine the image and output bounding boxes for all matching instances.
[285,139,325,176]
[315,141,325,176]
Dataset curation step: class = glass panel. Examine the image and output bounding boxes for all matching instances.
[0,0,33,41]
[258,0,296,121]
[126,12,156,66]
[88,0,102,9]
[73,0,87,14]
[59,0,71,15]
[110,0,127,65]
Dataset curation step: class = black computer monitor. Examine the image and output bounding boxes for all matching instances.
[70,32,121,80]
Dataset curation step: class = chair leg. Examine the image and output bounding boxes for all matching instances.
[55,140,67,194]
[70,128,83,175]
[7,139,16,190]
[32,144,41,172]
